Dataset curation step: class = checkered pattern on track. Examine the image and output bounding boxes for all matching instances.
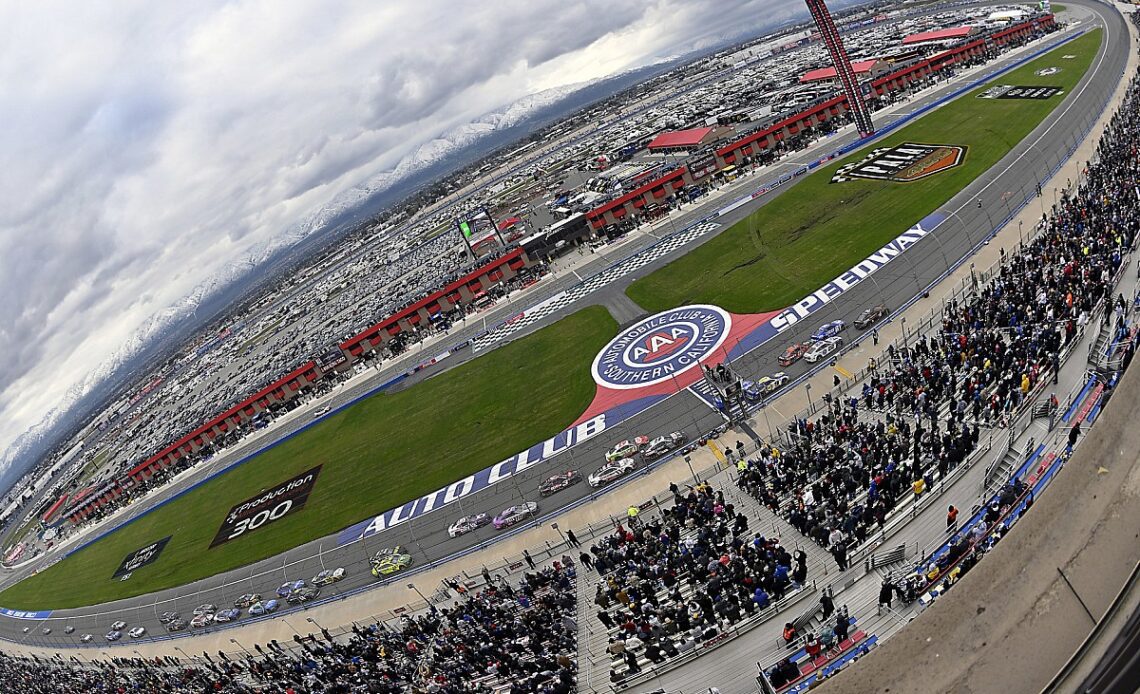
[470,220,721,352]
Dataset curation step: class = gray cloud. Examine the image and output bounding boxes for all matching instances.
[0,0,817,470]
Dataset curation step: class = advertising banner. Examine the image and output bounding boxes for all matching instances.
[113,536,171,578]
[210,466,322,548]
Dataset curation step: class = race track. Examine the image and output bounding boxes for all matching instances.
[0,0,1127,651]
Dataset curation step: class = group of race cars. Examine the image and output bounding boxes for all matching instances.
[778,305,888,368]
[446,430,691,538]
[41,308,897,645]
[25,566,357,643]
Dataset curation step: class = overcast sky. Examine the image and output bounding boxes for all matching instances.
[0,0,817,474]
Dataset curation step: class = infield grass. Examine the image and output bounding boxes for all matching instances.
[626,29,1101,313]
[0,306,615,608]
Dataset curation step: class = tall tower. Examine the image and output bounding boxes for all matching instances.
[805,0,875,137]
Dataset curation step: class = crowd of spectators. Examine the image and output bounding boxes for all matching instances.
[738,91,1137,568]
[587,483,811,684]
[0,564,578,693]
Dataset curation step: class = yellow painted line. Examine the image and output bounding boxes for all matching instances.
[834,365,853,379]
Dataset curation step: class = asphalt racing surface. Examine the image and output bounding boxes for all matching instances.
[0,0,1127,650]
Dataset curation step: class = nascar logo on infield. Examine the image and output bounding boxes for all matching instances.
[591,305,731,390]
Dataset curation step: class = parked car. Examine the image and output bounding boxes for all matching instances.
[492,502,538,530]
[538,471,580,496]
[287,586,321,605]
[804,336,844,363]
[275,580,305,598]
[190,614,214,629]
[742,373,789,400]
[447,513,491,538]
[213,608,241,623]
[311,568,346,586]
[810,320,846,341]
[778,342,811,367]
[234,593,261,608]
[588,458,638,487]
[605,436,648,461]
[641,432,686,459]
[370,547,413,577]
[248,600,279,616]
[854,304,889,329]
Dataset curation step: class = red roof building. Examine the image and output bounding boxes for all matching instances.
[902,26,976,45]
[647,127,716,151]
[800,59,888,84]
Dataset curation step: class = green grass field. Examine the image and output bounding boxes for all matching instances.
[0,306,616,608]
[626,29,1101,313]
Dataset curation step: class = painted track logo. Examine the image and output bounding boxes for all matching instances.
[831,143,966,183]
[592,305,731,390]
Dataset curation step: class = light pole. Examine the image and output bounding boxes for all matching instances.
[551,522,566,544]
[281,617,301,636]
[408,582,430,608]
[684,455,699,486]
[805,382,813,416]
[229,637,252,658]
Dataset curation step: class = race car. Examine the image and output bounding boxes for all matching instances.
[158,611,179,624]
[854,304,889,329]
[493,502,538,530]
[105,630,122,642]
[110,620,127,631]
[370,547,414,577]
[192,604,217,617]
[189,614,214,629]
[80,634,93,643]
[588,457,638,487]
[778,342,811,367]
[276,580,305,598]
[811,320,846,341]
[234,593,261,608]
[41,627,51,635]
[213,608,241,623]
[248,599,279,616]
[641,432,686,459]
[313,405,331,418]
[538,470,581,497]
[742,373,789,400]
[287,586,321,605]
[128,627,146,639]
[166,619,188,632]
[21,627,28,634]
[605,436,648,462]
[804,336,844,363]
[311,568,346,586]
[447,513,491,538]
[63,625,74,635]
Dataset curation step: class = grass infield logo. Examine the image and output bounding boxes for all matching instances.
[831,143,967,183]
[591,305,731,390]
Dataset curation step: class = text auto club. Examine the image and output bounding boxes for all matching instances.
[339,219,937,544]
